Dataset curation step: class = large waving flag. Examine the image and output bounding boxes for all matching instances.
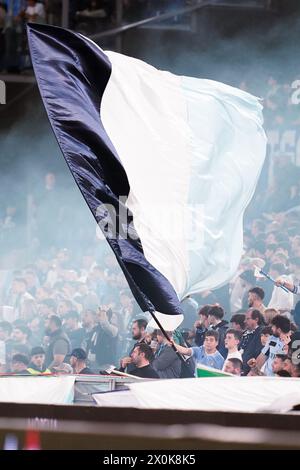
[27,24,266,330]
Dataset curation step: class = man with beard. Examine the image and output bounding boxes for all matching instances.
[254,315,291,376]
[207,305,228,358]
[247,287,266,314]
[44,315,71,369]
[130,343,159,379]
[119,318,148,374]
[240,308,265,375]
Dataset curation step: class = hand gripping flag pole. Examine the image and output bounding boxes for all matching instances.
[254,266,290,293]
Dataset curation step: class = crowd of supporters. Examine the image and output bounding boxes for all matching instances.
[1,70,300,378]
[1,153,300,378]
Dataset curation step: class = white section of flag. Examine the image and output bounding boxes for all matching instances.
[101,51,267,300]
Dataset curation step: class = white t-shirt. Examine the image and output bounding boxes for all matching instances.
[262,335,285,376]
[26,3,45,19]
[222,350,243,371]
[268,274,294,311]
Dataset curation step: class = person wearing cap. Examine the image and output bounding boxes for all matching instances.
[70,348,94,374]
[27,347,51,375]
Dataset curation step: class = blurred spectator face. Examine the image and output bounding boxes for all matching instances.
[272,356,284,374]
[31,353,45,369]
[264,309,278,326]
[36,287,49,302]
[65,317,77,331]
[199,313,208,326]
[265,247,276,259]
[204,335,218,354]
[245,311,257,331]
[144,332,153,345]
[12,328,27,344]
[57,301,71,317]
[266,233,277,245]
[45,317,58,335]
[248,292,262,308]
[25,271,36,288]
[96,309,108,324]
[156,331,165,345]
[69,355,78,368]
[231,321,243,332]
[62,283,75,297]
[225,332,239,350]
[283,357,293,374]
[29,317,41,333]
[131,347,143,367]
[269,267,280,280]
[82,310,95,328]
[272,253,288,264]
[12,279,26,294]
[271,324,280,338]
[11,360,27,373]
[120,293,132,308]
[131,321,144,341]
[38,303,52,318]
[261,332,270,346]
[224,361,241,376]
[57,249,70,266]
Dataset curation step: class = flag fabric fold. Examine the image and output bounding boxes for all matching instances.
[27,23,266,330]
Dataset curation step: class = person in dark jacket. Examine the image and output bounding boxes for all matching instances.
[45,315,71,369]
[130,343,159,379]
[152,330,181,379]
[64,310,86,350]
[207,305,228,358]
[86,308,118,368]
[240,308,265,375]
[194,305,211,347]
[70,348,94,374]
[119,318,148,374]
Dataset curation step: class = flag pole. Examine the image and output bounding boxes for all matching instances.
[255,266,290,293]
[148,309,190,367]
